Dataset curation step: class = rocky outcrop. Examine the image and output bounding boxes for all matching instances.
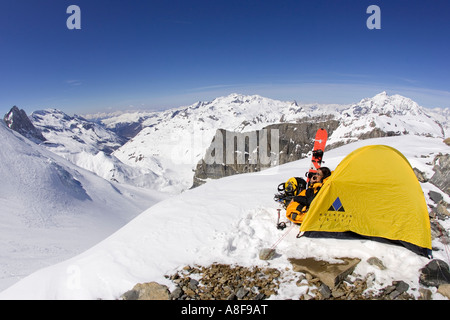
[121,255,450,300]
[123,260,428,300]
[430,153,450,195]
[191,115,429,188]
[3,106,46,143]
[192,120,340,188]
[166,264,281,300]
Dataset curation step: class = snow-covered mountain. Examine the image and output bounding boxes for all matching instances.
[110,92,446,192]
[0,120,167,290]
[3,106,46,143]
[31,109,125,155]
[27,109,177,192]
[1,134,448,299]
[85,109,160,140]
[329,92,446,147]
[111,94,308,192]
[15,93,447,195]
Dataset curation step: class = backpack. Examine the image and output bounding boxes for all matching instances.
[286,179,327,225]
[274,177,307,208]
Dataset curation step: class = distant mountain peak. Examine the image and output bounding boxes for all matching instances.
[30,108,125,155]
[352,91,424,117]
[3,106,46,143]
[375,91,388,97]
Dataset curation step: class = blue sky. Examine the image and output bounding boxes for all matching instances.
[0,0,449,116]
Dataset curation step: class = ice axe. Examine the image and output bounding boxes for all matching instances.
[276,208,287,230]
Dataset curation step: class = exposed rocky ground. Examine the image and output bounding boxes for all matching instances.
[121,258,450,300]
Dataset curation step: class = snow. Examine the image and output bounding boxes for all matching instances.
[30,109,182,193]
[1,134,448,300]
[0,121,168,291]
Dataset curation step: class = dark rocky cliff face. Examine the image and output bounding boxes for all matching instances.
[3,106,46,143]
[192,119,340,188]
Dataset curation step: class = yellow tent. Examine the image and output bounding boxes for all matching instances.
[300,145,432,257]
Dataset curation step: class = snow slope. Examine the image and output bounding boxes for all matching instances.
[0,121,168,291]
[1,135,448,299]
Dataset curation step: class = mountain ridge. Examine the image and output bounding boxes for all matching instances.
[109,92,447,191]
[4,92,448,194]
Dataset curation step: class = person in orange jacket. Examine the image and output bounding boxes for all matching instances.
[286,167,331,225]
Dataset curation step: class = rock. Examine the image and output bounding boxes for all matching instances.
[429,190,443,204]
[384,285,396,295]
[367,257,386,270]
[445,138,450,146]
[259,248,275,260]
[318,283,331,299]
[394,280,409,293]
[189,278,199,291]
[331,288,346,299]
[389,281,409,299]
[437,284,450,299]
[236,287,248,299]
[289,257,361,289]
[430,220,450,242]
[122,282,170,300]
[226,293,236,300]
[413,168,428,183]
[419,259,450,287]
[253,293,265,300]
[435,202,450,219]
[419,288,433,300]
[430,154,450,195]
[169,286,183,300]
[3,106,46,143]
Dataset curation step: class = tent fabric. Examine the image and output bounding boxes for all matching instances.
[299,145,432,256]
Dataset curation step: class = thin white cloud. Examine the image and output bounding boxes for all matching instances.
[65,80,82,86]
